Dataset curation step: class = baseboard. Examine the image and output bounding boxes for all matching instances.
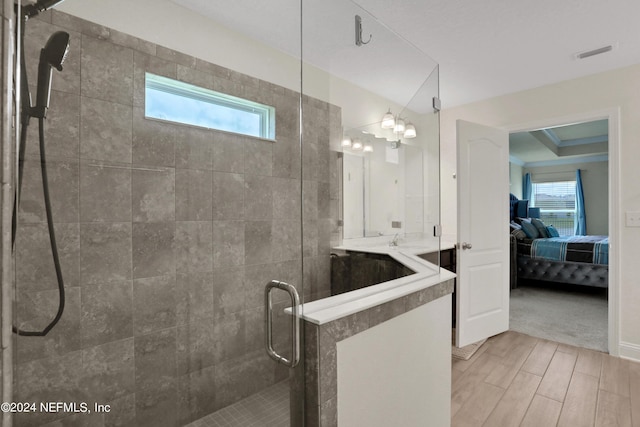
[618,341,640,362]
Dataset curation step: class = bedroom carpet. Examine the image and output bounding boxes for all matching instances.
[509,282,608,352]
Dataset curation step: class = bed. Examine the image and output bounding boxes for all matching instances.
[509,194,608,288]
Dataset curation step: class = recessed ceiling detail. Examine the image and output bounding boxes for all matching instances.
[510,120,608,166]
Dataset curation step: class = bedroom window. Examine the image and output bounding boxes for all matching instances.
[531,180,576,236]
[144,73,276,140]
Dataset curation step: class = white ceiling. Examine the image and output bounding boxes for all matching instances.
[171,0,640,108]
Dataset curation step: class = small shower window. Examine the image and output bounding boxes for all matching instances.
[144,73,276,140]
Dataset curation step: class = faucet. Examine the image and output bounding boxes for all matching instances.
[389,233,400,247]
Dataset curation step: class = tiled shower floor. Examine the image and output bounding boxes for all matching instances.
[186,381,289,427]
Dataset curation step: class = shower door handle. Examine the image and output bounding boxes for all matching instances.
[264,280,301,368]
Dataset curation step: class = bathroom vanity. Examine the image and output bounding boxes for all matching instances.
[296,239,456,426]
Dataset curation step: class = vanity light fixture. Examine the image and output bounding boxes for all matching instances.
[380,109,416,139]
[351,139,364,151]
[363,144,373,152]
[393,118,405,134]
[381,109,395,129]
[403,123,416,138]
[341,137,352,147]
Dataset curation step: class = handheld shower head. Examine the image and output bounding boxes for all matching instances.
[35,31,70,118]
[42,31,70,71]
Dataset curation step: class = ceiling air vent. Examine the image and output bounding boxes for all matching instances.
[575,45,614,60]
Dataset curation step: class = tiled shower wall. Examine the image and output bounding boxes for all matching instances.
[13,10,340,427]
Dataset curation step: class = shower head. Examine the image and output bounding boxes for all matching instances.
[41,31,70,71]
[23,0,67,19]
[34,31,70,117]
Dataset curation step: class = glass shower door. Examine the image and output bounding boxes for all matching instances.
[9,1,307,426]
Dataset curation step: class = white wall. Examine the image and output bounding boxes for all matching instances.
[523,161,608,235]
[337,296,451,427]
[441,63,640,359]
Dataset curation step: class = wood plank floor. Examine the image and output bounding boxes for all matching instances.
[452,331,640,427]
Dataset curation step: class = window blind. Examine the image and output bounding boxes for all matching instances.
[531,180,576,236]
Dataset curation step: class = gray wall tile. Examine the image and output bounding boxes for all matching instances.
[212,133,244,173]
[175,221,213,273]
[135,378,177,427]
[244,139,273,176]
[176,169,212,221]
[109,28,156,55]
[272,177,301,221]
[212,172,244,220]
[176,366,217,424]
[134,328,177,388]
[81,35,133,105]
[132,222,176,279]
[272,220,302,262]
[19,159,80,224]
[244,263,276,311]
[244,174,273,221]
[16,222,80,291]
[24,90,80,160]
[176,272,214,325]
[80,162,131,222]
[80,97,133,163]
[243,307,264,353]
[212,221,245,268]
[15,351,84,425]
[302,142,318,181]
[303,180,318,221]
[134,329,178,426]
[244,221,272,265]
[212,313,245,365]
[212,266,245,317]
[15,287,81,363]
[105,392,136,427]
[80,222,132,285]
[175,126,213,170]
[176,320,216,376]
[156,45,196,68]
[131,167,175,222]
[80,339,135,402]
[81,281,133,348]
[177,64,214,91]
[272,135,301,180]
[133,275,177,335]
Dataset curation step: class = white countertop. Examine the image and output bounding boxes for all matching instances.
[298,237,457,325]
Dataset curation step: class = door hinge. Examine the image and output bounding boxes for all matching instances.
[432,97,441,113]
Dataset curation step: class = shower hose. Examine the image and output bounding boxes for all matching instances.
[11,117,66,336]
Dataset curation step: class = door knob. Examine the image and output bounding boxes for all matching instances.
[461,242,472,250]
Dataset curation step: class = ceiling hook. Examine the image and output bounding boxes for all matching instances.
[355,15,372,46]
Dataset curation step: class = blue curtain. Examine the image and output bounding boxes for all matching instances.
[522,173,532,201]
[575,169,587,235]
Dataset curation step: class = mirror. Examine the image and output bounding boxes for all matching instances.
[342,124,424,238]
[341,103,439,242]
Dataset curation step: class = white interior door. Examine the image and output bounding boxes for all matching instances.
[456,120,510,347]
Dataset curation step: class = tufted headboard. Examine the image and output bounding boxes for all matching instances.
[509,193,529,221]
